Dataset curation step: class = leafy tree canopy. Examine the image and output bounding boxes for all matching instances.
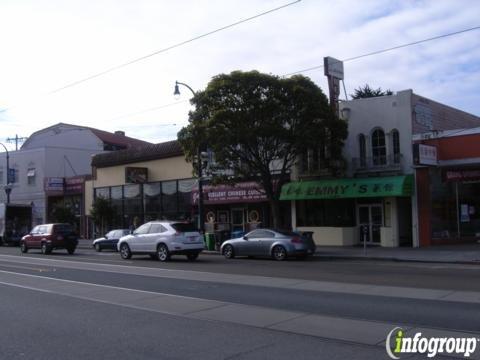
[178,70,348,228]
[350,84,393,99]
[51,205,76,224]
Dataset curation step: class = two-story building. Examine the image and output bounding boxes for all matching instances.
[281,89,480,247]
[0,123,150,234]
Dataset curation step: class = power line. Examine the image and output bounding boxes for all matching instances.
[83,25,480,126]
[49,0,301,95]
[283,25,480,76]
[109,100,188,121]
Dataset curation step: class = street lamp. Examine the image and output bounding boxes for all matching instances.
[173,80,205,233]
[0,143,11,204]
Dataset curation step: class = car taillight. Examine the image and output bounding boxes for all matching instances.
[291,236,302,244]
[174,231,181,236]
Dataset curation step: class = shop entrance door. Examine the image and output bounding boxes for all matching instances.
[358,204,383,244]
[231,208,245,233]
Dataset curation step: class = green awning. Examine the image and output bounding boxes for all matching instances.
[280,175,414,200]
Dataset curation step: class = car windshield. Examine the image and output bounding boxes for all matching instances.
[171,223,197,232]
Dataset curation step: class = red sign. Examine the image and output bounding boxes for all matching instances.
[192,182,267,204]
[444,169,480,182]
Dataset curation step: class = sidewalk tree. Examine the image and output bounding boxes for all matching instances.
[178,70,347,229]
[350,84,393,99]
[90,197,116,236]
[51,205,76,224]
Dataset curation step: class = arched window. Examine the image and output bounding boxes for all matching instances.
[391,129,400,164]
[371,129,386,166]
[358,134,366,168]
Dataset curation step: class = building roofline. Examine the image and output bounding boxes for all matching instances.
[91,140,184,168]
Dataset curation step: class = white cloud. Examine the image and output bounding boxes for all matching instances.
[0,0,479,150]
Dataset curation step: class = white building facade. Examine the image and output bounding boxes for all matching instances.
[0,123,150,229]
[282,89,480,247]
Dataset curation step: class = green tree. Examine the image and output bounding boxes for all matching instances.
[178,70,347,229]
[350,84,393,99]
[51,205,76,224]
[90,197,116,236]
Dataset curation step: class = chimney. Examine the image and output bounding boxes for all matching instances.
[114,130,125,136]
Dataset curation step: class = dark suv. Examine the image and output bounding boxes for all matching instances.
[20,223,78,255]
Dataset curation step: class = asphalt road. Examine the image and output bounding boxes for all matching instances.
[1,245,479,291]
[0,246,478,360]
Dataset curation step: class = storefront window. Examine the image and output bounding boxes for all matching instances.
[144,182,161,221]
[296,199,355,227]
[178,179,195,219]
[458,182,480,237]
[161,181,177,218]
[124,184,142,227]
[110,186,123,228]
[95,187,110,199]
[430,168,457,238]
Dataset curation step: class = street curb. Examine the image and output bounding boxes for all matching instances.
[316,254,480,266]
[77,244,480,266]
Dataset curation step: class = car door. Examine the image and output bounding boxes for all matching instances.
[246,230,273,256]
[35,225,48,248]
[144,223,166,252]
[26,226,39,248]
[129,223,150,252]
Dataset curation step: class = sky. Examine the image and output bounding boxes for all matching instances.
[0,0,479,150]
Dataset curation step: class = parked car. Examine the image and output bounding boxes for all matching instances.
[92,229,130,252]
[20,223,78,255]
[220,229,316,261]
[117,221,203,261]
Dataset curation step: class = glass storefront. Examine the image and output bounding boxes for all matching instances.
[94,178,195,228]
[296,199,356,227]
[430,168,480,239]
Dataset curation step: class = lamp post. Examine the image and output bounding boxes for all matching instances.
[0,143,11,204]
[173,81,205,233]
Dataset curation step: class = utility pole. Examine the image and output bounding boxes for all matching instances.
[6,135,27,151]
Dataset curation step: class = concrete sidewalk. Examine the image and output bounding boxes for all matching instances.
[77,239,480,265]
[315,243,480,265]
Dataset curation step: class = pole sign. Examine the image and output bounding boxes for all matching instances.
[413,143,437,166]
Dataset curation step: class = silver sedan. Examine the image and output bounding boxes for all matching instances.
[220,229,316,261]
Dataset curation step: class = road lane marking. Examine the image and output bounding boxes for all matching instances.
[0,254,479,304]
[0,269,478,350]
[0,262,55,272]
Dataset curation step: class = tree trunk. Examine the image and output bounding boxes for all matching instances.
[270,199,281,230]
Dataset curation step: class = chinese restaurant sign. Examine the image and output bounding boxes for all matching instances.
[192,182,267,204]
[280,175,413,200]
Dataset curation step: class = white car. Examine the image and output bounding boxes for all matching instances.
[117,221,203,261]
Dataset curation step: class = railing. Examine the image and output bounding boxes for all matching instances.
[297,158,344,178]
[352,154,403,172]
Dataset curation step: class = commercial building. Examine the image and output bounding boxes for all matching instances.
[281,90,480,247]
[414,128,480,245]
[0,123,150,234]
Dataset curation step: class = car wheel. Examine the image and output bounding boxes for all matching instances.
[222,244,235,259]
[157,244,170,262]
[186,253,199,261]
[94,244,101,252]
[272,245,287,261]
[67,247,76,255]
[41,243,51,255]
[119,243,132,259]
[20,242,28,253]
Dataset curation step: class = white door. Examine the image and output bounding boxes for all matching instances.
[358,204,383,244]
